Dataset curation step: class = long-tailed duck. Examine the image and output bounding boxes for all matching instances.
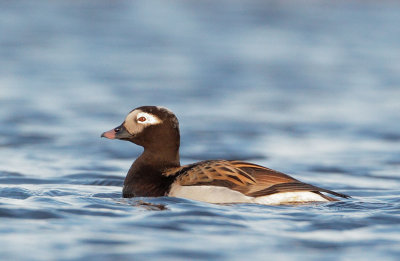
[101,106,349,204]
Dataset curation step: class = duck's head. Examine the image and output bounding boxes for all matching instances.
[101,106,180,150]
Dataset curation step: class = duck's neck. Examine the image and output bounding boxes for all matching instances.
[137,146,180,168]
[122,146,180,198]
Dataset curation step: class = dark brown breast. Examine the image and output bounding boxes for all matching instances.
[123,164,177,198]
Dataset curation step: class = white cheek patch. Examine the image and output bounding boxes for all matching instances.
[124,110,162,135]
[136,112,162,125]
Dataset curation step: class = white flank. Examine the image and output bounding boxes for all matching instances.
[254,191,329,205]
[169,184,253,203]
[169,184,329,205]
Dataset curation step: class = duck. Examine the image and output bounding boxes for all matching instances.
[101,106,349,205]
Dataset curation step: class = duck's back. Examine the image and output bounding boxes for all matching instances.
[166,160,349,204]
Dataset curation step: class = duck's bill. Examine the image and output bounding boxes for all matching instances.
[101,125,132,140]
[101,129,116,139]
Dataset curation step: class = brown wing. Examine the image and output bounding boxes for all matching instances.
[168,160,349,199]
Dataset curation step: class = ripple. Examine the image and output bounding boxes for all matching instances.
[0,187,32,199]
[62,173,122,180]
[309,166,350,174]
[92,192,121,198]
[359,129,400,142]
[62,173,124,186]
[156,249,222,260]
[0,177,61,185]
[74,165,122,172]
[0,134,54,147]
[27,196,71,206]
[1,1,400,261]
[183,153,266,161]
[386,160,400,166]
[307,218,368,231]
[59,208,126,217]
[43,190,77,197]
[367,213,400,225]
[0,208,61,219]
[0,171,24,177]
[80,238,129,245]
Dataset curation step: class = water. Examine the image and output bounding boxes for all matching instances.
[1,0,400,260]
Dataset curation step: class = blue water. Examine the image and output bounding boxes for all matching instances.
[1,0,400,260]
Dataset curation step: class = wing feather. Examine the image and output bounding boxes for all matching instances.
[168,160,349,199]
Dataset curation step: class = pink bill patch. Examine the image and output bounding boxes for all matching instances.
[101,129,116,139]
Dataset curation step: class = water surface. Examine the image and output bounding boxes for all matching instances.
[1,1,400,260]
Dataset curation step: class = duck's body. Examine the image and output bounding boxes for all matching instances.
[102,106,349,205]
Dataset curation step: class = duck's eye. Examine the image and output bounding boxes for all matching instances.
[114,127,121,132]
[138,116,146,122]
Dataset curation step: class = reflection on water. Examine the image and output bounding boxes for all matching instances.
[1,0,400,260]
